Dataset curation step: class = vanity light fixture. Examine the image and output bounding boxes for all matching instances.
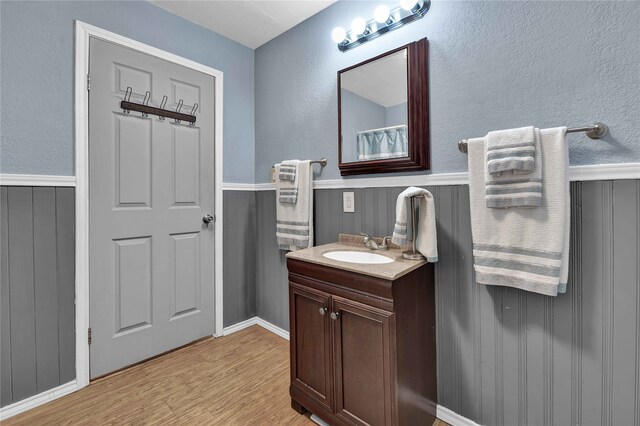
[331,27,347,43]
[351,17,368,36]
[400,0,421,12]
[331,0,430,52]
[374,5,391,24]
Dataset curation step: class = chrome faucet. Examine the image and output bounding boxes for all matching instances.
[360,233,390,251]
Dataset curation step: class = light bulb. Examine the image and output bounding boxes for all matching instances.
[374,5,391,23]
[351,17,367,35]
[331,27,346,43]
[400,0,418,11]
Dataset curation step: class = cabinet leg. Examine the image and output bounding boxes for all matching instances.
[291,399,307,414]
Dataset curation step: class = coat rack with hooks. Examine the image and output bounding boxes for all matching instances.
[120,87,198,125]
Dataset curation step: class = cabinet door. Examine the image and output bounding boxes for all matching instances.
[332,296,395,426]
[289,283,333,411]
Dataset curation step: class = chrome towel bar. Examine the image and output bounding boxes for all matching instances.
[272,158,327,168]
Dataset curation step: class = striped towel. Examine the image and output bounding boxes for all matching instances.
[276,161,313,251]
[277,160,299,204]
[278,161,298,181]
[468,127,570,297]
[485,128,542,208]
[486,126,535,176]
[278,187,298,204]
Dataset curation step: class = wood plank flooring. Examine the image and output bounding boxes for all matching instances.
[4,326,311,425]
[4,325,449,425]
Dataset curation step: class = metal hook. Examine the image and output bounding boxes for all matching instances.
[189,103,198,126]
[123,87,133,113]
[159,95,168,121]
[141,91,151,117]
[175,99,183,124]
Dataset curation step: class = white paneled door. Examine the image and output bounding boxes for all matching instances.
[88,38,215,378]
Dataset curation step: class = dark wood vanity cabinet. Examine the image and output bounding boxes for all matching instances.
[289,283,334,412]
[288,258,437,426]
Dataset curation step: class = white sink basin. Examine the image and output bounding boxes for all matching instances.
[322,250,394,265]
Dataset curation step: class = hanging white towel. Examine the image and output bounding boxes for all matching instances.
[468,127,569,296]
[275,161,313,251]
[392,186,438,262]
[485,129,542,208]
[486,126,535,175]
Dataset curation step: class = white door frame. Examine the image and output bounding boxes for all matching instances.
[74,20,224,389]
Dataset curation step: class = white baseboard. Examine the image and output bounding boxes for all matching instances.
[256,317,290,340]
[436,405,481,426]
[222,317,258,335]
[310,403,479,426]
[0,380,78,420]
[223,316,290,341]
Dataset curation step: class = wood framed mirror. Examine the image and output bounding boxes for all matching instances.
[338,38,429,176]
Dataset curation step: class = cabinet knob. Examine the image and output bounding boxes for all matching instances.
[330,312,340,320]
[319,307,327,316]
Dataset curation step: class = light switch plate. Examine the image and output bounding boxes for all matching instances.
[343,192,355,213]
[271,167,276,183]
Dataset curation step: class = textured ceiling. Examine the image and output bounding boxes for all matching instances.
[151,0,336,49]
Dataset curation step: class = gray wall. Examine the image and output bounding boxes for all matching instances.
[0,187,75,407]
[223,191,257,327]
[0,0,255,183]
[255,1,640,183]
[253,180,640,426]
[255,191,291,330]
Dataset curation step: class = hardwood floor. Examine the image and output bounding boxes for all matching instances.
[4,325,449,425]
[5,326,312,425]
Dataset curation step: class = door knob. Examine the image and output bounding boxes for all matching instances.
[203,214,214,224]
[319,307,327,316]
[330,312,340,320]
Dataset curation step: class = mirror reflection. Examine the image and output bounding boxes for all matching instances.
[340,48,408,163]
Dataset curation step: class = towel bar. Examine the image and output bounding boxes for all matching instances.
[457,122,608,153]
[272,158,327,168]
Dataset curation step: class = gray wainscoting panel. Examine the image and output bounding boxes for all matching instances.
[255,190,290,330]
[222,191,257,327]
[33,188,61,392]
[0,186,76,408]
[1,188,13,406]
[55,188,75,385]
[314,187,408,245]
[254,180,640,425]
